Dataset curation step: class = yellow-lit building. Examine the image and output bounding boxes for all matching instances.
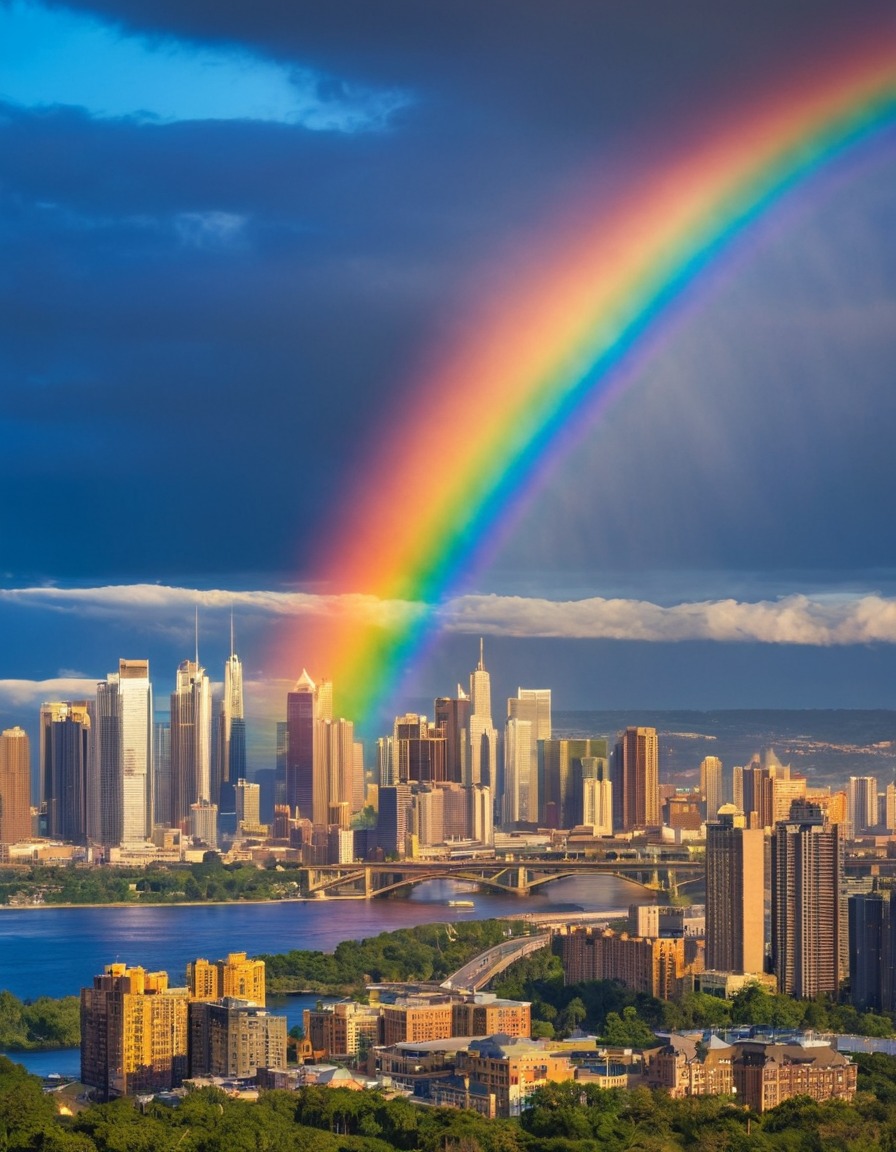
[187,951,265,1005]
[80,965,190,1100]
[560,926,700,999]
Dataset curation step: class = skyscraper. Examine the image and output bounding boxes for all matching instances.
[540,738,608,828]
[0,727,31,845]
[215,617,245,810]
[848,892,893,1013]
[771,813,843,998]
[507,688,551,823]
[40,701,91,844]
[503,717,532,826]
[92,661,153,846]
[467,640,497,787]
[612,727,660,830]
[170,659,211,831]
[847,775,878,837]
[286,670,333,825]
[700,755,723,822]
[705,807,766,974]
[434,690,470,784]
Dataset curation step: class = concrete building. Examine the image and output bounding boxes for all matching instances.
[506,688,551,824]
[80,964,190,1100]
[170,659,211,832]
[189,997,286,1078]
[303,1000,383,1060]
[187,952,266,1005]
[448,1036,573,1118]
[0,727,31,846]
[560,926,701,1000]
[467,640,497,789]
[612,727,660,831]
[700,756,723,821]
[705,807,766,974]
[771,815,843,998]
[40,702,91,844]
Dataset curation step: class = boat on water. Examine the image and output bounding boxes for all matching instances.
[447,899,475,907]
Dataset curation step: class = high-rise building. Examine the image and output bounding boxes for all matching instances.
[434,691,470,785]
[153,720,171,832]
[503,717,532,826]
[705,807,766,974]
[80,964,190,1100]
[189,998,286,1079]
[848,892,893,1013]
[40,702,91,843]
[214,620,245,810]
[286,670,332,824]
[507,688,551,822]
[391,714,446,785]
[581,757,613,836]
[771,814,843,998]
[700,756,723,822]
[0,727,31,845]
[236,778,262,830]
[847,776,878,837]
[467,641,497,788]
[377,785,412,857]
[187,952,266,1005]
[91,662,153,846]
[612,727,660,831]
[541,739,609,829]
[170,659,211,830]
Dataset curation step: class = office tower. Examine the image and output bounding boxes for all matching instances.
[705,808,766,973]
[503,717,532,826]
[118,661,153,843]
[376,736,394,787]
[773,776,808,824]
[886,783,896,832]
[80,964,190,1100]
[771,814,843,998]
[540,738,608,828]
[92,680,122,846]
[700,756,723,822]
[189,999,286,1078]
[153,720,171,831]
[412,786,445,846]
[507,688,551,822]
[581,757,613,835]
[848,892,893,1013]
[91,661,153,847]
[847,776,878,837]
[435,690,470,784]
[236,778,262,829]
[170,659,211,830]
[469,784,494,845]
[286,670,327,823]
[275,721,288,806]
[377,784,412,857]
[612,727,660,831]
[467,640,497,787]
[214,621,245,809]
[739,764,770,830]
[40,702,91,843]
[187,951,266,1005]
[319,716,357,813]
[391,714,446,785]
[352,741,364,814]
[732,765,744,813]
[0,727,31,845]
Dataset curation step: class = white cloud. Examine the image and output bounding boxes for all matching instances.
[3,582,896,647]
[0,677,100,709]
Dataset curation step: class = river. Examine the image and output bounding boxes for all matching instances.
[1,874,651,1078]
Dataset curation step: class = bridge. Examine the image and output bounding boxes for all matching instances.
[301,857,704,900]
[440,931,552,992]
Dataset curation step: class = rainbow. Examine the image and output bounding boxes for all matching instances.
[276,33,896,730]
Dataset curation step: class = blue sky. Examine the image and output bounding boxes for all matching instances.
[1,0,895,756]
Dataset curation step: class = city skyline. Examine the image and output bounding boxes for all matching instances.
[1,2,895,728]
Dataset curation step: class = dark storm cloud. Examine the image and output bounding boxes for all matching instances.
[1,0,894,586]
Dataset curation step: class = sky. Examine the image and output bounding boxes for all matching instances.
[1,0,896,758]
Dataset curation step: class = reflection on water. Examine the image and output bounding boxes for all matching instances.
[0,874,652,1003]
